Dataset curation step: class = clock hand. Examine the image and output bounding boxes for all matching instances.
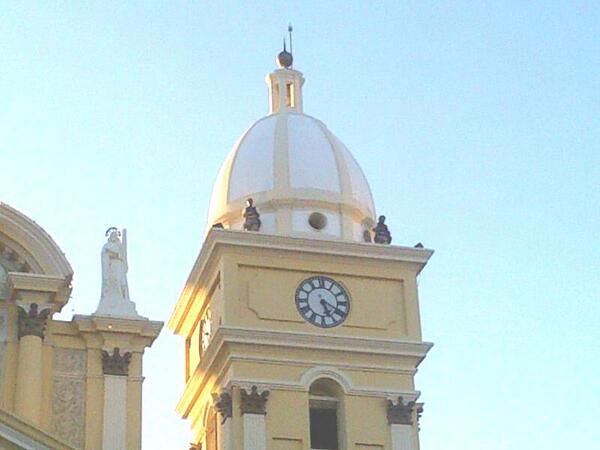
[320,298,333,316]
[323,299,344,317]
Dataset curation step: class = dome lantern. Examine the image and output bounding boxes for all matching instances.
[267,42,304,114]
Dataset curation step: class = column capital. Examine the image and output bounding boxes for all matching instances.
[240,385,269,415]
[101,347,132,376]
[17,303,51,339]
[212,390,232,423]
[387,396,418,425]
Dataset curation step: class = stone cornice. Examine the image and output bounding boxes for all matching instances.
[214,326,432,358]
[169,229,433,334]
[175,325,431,417]
[8,272,70,309]
[73,314,163,350]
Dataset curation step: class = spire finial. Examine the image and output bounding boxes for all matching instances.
[276,26,293,69]
[288,24,293,58]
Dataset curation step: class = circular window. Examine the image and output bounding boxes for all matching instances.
[308,212,327,230]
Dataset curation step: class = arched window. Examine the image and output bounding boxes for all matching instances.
[309,378,345,450]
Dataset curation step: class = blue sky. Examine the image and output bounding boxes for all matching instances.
[2,2,599,449]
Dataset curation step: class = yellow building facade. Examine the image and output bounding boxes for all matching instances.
[0,202,162,449]
[170,49,433,450]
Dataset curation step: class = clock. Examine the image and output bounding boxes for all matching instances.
[295,276,350,328]
[200,309,212,355]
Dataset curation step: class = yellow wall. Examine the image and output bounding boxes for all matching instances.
[0,305,159,450]
[171,231,432,448]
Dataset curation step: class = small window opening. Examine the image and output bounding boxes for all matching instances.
[310,406,338,449]
[308,212,327,230]
[286,82,295,107]
[273,84,280,111]
[310,379,343,450]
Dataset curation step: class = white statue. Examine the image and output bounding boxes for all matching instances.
[95,227,140,318]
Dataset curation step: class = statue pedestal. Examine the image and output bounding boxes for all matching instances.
[95,295,142,319]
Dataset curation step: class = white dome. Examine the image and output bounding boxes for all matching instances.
[207,67,376,242]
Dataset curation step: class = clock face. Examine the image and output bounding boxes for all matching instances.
[200,309,212,354]
[295,276,350,328]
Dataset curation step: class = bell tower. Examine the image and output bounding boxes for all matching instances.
[169,47,433,450]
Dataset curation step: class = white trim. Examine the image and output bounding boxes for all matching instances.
[0,421,51,450]
[102,375,128,450]
[226,377,419,400]
[177,325,429,416]
[391,423,415,450]
[243,413,266,450]
[300,366,352,393]
[229,354,415,376]
[211,326,432,358]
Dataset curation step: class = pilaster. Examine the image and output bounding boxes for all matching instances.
[101,347,131,450]
[387,397,421,450]
[240,386,269,450]
[73,314,162,450]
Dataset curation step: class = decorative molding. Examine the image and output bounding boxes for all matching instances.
[0,242,31,273]
[225,377,420,401]
[0,202,73,278]
[51,347,86,448]
[17,303,51,339]
[299,366,352,393]
[240,386,269,415]
[387,396,417,425]
[53,348,86,375]
[101,347,131,376]
[214,326,432,359]
[52,378,85,448]
[229,354,415,376]
[212,390,232,423]
[176,325,427,416]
